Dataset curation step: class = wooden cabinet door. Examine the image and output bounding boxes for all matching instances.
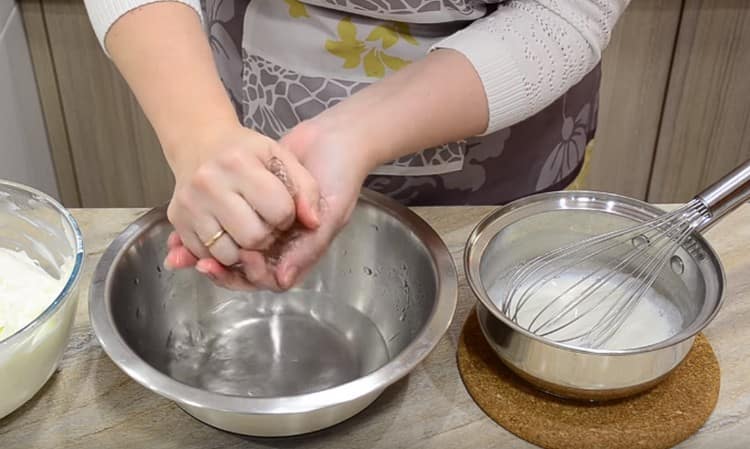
[648,0,750,202]
[22,0,174,208]
[588,0,683,200]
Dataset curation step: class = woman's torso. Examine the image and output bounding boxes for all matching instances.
[202,0,600,205]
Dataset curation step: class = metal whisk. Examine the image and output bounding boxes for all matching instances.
[503,159,750,349]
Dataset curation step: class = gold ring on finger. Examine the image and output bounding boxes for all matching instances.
[203,229,226,248]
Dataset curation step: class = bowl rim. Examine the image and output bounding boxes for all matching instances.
[463,189,727,356]
[89,188,458,415]
[0,179,85,348]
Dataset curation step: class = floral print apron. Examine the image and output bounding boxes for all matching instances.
[201,0,600,205]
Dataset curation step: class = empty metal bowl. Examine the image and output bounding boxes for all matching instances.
[89,189,457,436]
[464,191,725,400]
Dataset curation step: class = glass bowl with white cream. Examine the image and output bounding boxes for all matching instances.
[0,180,84,419]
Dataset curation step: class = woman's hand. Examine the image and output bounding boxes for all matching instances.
[164,49,490,290]
[171,119,372,291]
[165,124,321,269]
[100,3,321,277]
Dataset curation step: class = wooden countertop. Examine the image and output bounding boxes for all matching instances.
[1,206,748,449]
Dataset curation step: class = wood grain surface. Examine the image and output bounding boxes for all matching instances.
[649,0,750,202]
[41,0,174,207]
[18,0,82,207]
[589,0,684,199]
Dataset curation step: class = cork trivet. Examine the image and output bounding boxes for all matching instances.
[458,309,720,449]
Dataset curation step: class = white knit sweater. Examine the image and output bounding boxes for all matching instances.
[84,0,628,134]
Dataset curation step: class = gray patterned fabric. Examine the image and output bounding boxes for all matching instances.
[316,0,479,15]
[201,0,245,116]
[242,53,366,139]
[241,53,466,176]
[365,68,599,205]
[202,0,600,206]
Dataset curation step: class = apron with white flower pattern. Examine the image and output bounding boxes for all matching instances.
[201,0,600,206]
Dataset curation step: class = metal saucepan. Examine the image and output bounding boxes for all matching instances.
[89,189,457,436]
[464,191,725,401]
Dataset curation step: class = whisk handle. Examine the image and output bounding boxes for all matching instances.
[696,159,750,229]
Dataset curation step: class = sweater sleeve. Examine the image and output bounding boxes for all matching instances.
[433,0,629,135]
[83,0,203,53]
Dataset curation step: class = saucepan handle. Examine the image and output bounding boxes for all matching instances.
[695,159,750,230]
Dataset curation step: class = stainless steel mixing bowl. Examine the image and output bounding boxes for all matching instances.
[89,189,457,436]
[464,191,725,401]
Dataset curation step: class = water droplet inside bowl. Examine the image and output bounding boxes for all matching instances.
[670,255,685,275]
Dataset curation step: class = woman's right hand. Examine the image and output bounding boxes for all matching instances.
[94,3,321,278]
[165,124,321,270]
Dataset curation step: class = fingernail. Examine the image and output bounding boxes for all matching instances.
[311,207,321,228]
[311,198,322,227]
[283,266,299,288]
[196,265,218,281]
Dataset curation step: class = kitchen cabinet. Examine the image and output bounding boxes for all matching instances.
[648,0,750,202]
[17,0,750,208]
[20,0,168,208]
[0,0,58,199]
[589,0,683,200]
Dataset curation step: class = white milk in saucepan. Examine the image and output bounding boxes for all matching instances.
[487,268,684,350]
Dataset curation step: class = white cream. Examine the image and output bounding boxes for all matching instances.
[0,248,68,341]
[489,269,684,350]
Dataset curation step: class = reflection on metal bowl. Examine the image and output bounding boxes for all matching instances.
[89,189,457,436]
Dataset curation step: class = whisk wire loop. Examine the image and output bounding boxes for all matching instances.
[502,199,712,348]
